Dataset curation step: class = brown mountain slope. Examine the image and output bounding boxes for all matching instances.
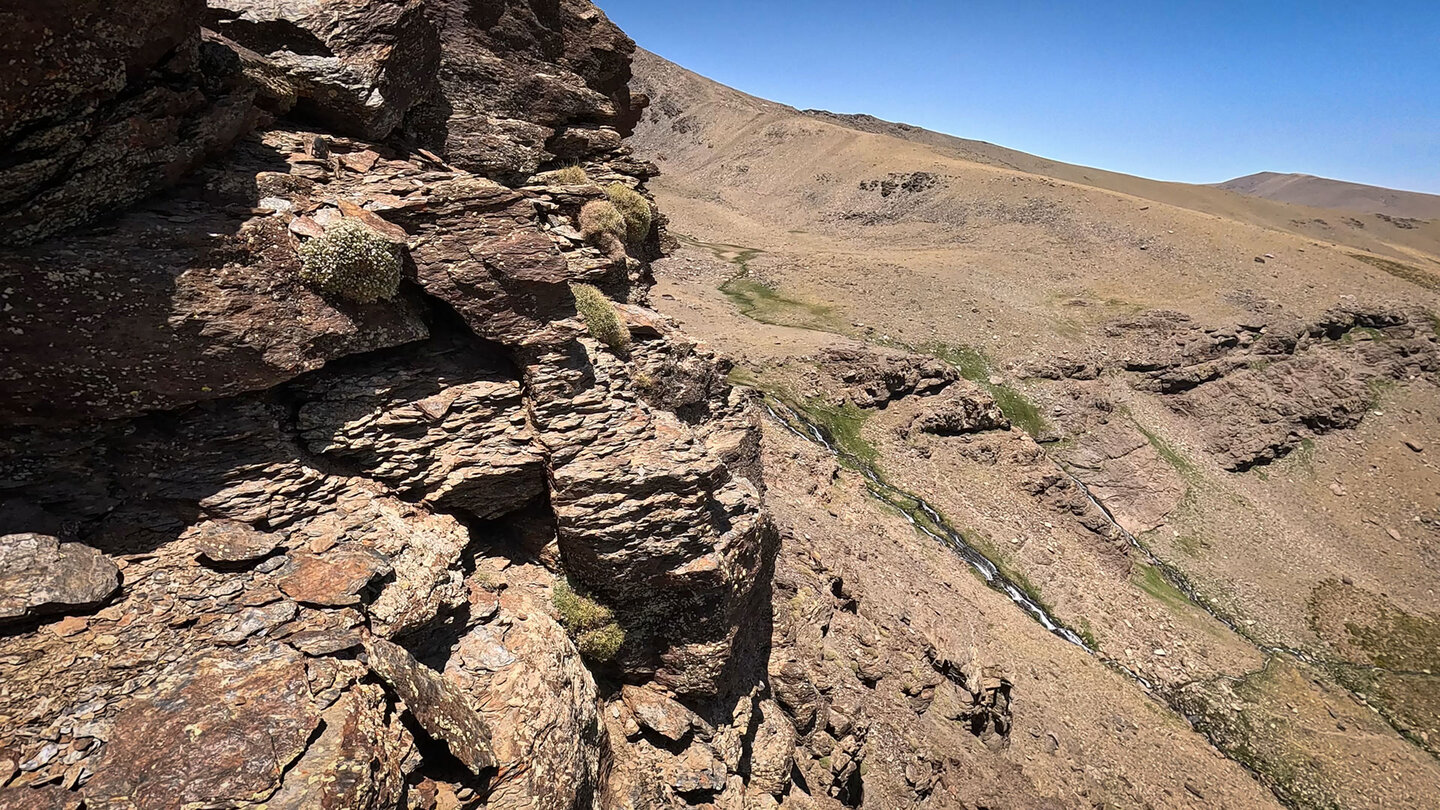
[632,46,1440,810]
[1216,172,1440,220]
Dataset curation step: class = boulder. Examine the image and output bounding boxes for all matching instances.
[903,381,1009,437]
[0,534,119,626]
[277,545,393,608]
[0,204,430,426]
[442,589,605,808]
[206,0,441,140]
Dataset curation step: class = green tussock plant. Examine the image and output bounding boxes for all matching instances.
[553,582,625,662]
[549,164,590,184]
[569,283,631,353]
[297,219,402,303]
[605,182,653,245]
[579,200,627,246]
[1348,253,1440,293]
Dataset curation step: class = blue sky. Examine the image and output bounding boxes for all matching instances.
[601,1,1440,194]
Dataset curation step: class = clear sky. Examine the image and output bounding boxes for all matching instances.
[600,0,1440,194]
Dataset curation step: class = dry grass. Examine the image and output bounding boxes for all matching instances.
[579,200,627,246]
[605,183,654,245]
[570,282,631,353]
[550,165,590,184]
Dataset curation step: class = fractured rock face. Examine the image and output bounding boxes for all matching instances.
[445,583,605,809]
[1123,304,1440,470]
[365,637,496,776]
[529,339,775,695]
[0,0,260,245]
[0,199,430,426]
[294,337,546,518]
[819,346,959,408]
[903,380,1009,437]
[0,534,120,626]
[206,0,441,140]
[405,0,642,180]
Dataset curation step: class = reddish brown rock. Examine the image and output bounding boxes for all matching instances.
[264,683,413,809]
[406,0,643,180]
[81,643,322,808]
[277,546,393,607]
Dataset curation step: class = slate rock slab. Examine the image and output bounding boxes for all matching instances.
[0,534,120,626]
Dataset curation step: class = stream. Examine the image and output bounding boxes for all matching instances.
[762,400,1094,649]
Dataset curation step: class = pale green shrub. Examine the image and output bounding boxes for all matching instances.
[297,219,401,303]
[570,282,631,353]
[605,183,653,245]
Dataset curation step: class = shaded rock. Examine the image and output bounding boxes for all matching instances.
[0,0,260,245]
[406,0,642,181]
[187,518,284,563]
[206,0,440,140]
[81,643,322,808]
[365,637,495,776]
[529,341,775,695]
[0,204,430,426]
[0,534,120,626]
[294,339,545,518]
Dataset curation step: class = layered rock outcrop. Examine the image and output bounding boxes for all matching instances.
[0,2,776,808]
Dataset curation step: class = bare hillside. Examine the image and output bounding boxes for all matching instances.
[632,45,1440,810]
[1217,171,1440,220]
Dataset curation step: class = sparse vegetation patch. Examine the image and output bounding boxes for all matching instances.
[297,219,402,303]
[605,183,653,244]
[548,164,590,184]
[1348,253,1440,292]
[579,200,627,246]
[569,282,631,353]
[553,582,626,662]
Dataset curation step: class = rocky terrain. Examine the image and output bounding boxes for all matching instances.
[2,6,1438,810]
[629,47,1440,809]
[0,3,784,808]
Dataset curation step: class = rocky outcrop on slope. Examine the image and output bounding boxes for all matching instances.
[0,3,777,808]
[1113,305,1440,470]
[818,346,959,408]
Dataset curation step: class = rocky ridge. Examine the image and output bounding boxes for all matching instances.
[0,2,786,808]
